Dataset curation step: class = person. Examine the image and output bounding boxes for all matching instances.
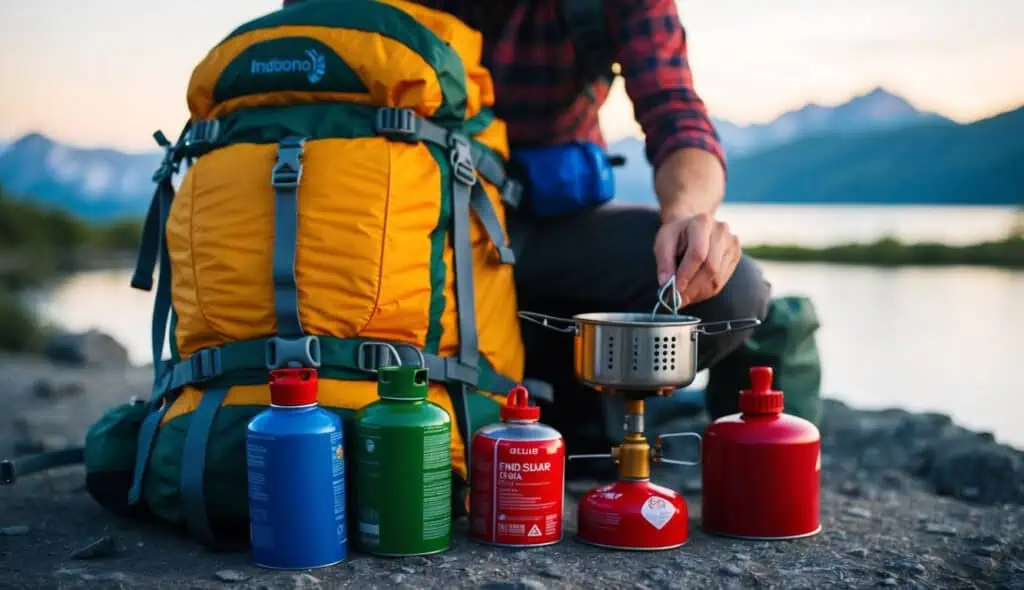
[409,1,774,462]
[280,0,787,468]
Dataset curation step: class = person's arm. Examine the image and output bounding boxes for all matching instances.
[606,0,726,218]
[606,0,740,305]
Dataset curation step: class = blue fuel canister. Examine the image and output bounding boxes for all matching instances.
[246,368,347,569]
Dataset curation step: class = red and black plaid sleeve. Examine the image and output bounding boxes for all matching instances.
[606,0,726,171]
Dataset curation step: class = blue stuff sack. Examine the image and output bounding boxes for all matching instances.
[510,141,618,218]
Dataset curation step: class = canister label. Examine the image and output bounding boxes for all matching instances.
[355,422,451,555]
[470,436,565,546]
[246,427,347,569]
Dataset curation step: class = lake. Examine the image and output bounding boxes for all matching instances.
[28,204,1024,450]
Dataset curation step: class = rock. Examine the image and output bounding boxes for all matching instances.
[70,535,119,560]
[847,548,869,558]
[930,442,1024,505]
[291,573,322,589]
[1,525,30,536]
[390,573,406,584]
[215,569,250,583]
[839,481,861,496]
[879,577,899,586]
[481,581,547,590]
[922,523,957,536]
[399,565,416,574]
[32,378,85,400]
[844,506,873,519]
[972,545,1000,557]
[44,329,129,368]
[719,564,743,577]
[958,554,994,573]
[890,560,927,577]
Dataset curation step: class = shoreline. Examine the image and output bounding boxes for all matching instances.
[1,350,1022,589]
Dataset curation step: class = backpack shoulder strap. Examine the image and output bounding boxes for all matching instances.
[561,0,619,92]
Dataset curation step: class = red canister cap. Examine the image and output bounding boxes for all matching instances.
[501,385,541,422]
[269,368,319,406]
[739,366,784,415]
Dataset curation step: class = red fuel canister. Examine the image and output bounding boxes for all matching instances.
[701,366,822,540]
[470,385,565,547]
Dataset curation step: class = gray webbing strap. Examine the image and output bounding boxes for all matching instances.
[126,124,188,508]
[1,447,85,485]
[448,131,482,469]
[127,399,173,505]
[180,386,230,548]
[469,183,515,264]
[270,137,308,339]
[374,107,522,211]
[448,131,482,389]
[415,116,514,264]
[561,0,619,103]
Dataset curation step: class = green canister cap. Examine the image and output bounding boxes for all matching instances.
[377,365,429,400]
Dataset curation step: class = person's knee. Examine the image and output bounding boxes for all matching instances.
[691,254,772,368]
[704,255,772,323]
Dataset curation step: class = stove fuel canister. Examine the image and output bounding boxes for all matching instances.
[701,366,822,540]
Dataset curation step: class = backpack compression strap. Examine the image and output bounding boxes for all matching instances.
[561,0,619,101]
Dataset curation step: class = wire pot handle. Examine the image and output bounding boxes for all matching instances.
[518,311,578,334]
[652,275,683,318]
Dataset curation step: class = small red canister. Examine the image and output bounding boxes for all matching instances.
[469,386,566,547]
[701,366,822,539]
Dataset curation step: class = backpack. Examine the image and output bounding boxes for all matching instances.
[82,0,526,548]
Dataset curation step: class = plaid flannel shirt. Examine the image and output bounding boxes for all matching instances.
[280,0,725,170]
[417,0,725,170]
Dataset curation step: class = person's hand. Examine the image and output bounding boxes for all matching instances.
[653,211,741,308]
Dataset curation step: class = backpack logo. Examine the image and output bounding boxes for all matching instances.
[250,49,326,84]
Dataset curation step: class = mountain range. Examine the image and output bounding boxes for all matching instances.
[0,87,1020,221]
[709,87,952,158]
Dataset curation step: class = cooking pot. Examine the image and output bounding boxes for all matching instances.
[518,311,761,392]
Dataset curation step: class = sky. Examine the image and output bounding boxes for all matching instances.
[1,0,1023,152]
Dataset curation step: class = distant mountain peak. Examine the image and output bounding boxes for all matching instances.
[708,87,951,158]
[0,131,161,220]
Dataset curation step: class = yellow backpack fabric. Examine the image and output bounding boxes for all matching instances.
[123,0,525,546]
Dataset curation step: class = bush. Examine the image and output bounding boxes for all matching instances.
[0,289,46,353]
[0,185,143,289]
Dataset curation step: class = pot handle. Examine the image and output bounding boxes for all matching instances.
[518,311,578,335]
[694,318,762,337]
[653,432,702,467]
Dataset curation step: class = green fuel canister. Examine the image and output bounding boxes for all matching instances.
[354,365,452,556]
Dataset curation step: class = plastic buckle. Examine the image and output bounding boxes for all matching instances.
[0,460,14,485]
[183,119,220,152]
[151,145,181,183]
[374,107,419,140]
[190,348,223,382]
[265,336,321,370]
[271,137,306,190]
[356,341,402,373]
[447,132,477,186]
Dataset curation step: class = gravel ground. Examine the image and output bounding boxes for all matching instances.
[1,352,1023,590]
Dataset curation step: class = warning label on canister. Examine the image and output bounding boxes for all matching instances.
[470,435,565,546]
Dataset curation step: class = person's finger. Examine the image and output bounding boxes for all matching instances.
[680,221,731,305]
[653,224,680,286]
[674,214,712,291]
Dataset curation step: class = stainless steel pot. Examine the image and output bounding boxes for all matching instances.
[519,311,761,392]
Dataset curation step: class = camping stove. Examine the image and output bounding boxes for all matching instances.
[570,392,701,551]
